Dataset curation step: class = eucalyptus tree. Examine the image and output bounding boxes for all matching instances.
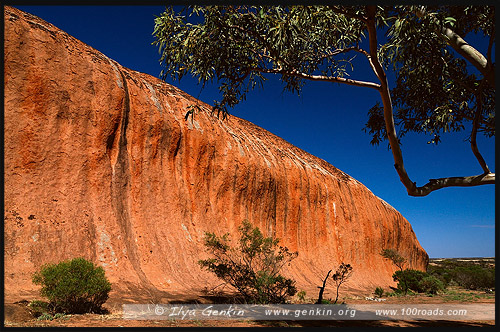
[153,5,495,196]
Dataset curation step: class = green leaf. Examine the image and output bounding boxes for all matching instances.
[394,19,400,30]
[444,17,456,27]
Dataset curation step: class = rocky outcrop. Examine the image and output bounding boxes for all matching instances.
[4,6,428,302]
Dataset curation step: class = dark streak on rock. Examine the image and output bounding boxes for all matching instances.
[111,66,157,295]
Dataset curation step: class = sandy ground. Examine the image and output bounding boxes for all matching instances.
[4,288,495,328]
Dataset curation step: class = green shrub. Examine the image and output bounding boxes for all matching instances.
[32,257,111,314]
[198,220,298,304]
[374,287,384,298]
[393,269,448,295]
[392,269,427,294]
[418,275,445,294]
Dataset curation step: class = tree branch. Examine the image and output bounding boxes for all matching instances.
[486,27,495,71]
[440,27,495,89]
[229,18,381,91]
[415,7,495,89]
[470,83,491,174]
[410,173,495,196]
[253,67,381,90]
[222,7,496,197]
[365,6,495,196]
[365,6,418,194]
[318,47,379,75]
[317,47,362,61]
[316,269,332,304]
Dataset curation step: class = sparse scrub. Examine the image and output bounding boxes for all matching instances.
[32,257,111,314]
[451,266,495,290]
[392,269,446,294]
[198,220,298,304]
[427,259,495,291]
[296,290,307,302]
[381,248,409,292]
[386,258,496,298]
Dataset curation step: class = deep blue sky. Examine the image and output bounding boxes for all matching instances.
[10,5,495,258]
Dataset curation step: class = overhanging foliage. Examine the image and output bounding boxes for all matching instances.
[153,5,495,196]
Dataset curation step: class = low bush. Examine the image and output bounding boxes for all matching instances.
[392,269,447,294]
[32,257,111,314]
[418,275,445,294]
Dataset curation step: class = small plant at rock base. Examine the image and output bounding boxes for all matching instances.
[374,286,385,298]
[296,290,307,302]
[37,313,54,321]
[27,300,50,318]
[53,313,68,320]
[198,220,298,304]
[32,257,111,314]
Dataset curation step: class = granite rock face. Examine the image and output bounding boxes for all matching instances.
[4,6,428,302]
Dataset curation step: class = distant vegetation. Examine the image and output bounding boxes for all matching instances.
[381,250,495,296]
[427,258,495,291]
